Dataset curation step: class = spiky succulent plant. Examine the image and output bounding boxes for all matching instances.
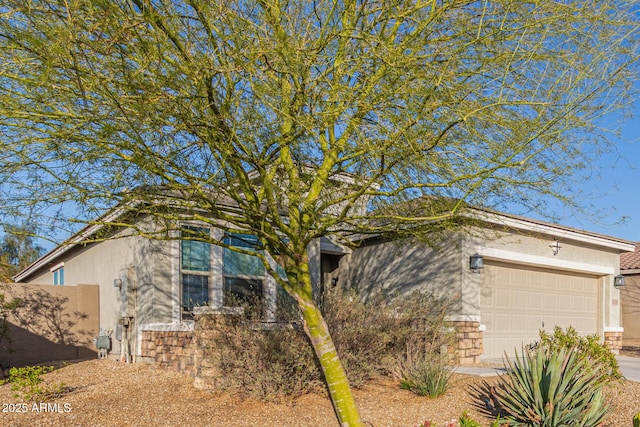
[493,345,609,427]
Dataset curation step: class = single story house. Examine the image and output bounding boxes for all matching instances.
[620,244,640,344]
[13,206,633,364]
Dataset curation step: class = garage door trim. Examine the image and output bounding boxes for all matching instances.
[479,247,614,276]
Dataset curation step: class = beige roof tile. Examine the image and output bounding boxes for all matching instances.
[621,243,640,270]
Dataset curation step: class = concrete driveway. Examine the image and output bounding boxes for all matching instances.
[456,355,640,382]
[617,355,640,382]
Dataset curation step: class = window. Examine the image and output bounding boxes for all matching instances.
[178,226,282,320]
[181,226,210,311]
[51,263,64,285]
[223,234,265,316]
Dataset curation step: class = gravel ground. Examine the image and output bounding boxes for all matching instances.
[0,358,638,427]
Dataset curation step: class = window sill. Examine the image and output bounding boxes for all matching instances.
[191,306,244,316]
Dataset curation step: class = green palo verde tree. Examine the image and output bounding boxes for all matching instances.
[0,1,638,425]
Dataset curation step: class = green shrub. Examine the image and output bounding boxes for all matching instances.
[4,365,66,402]
[397,347,453,398]
[493,345,609,426]
[458,410,483,427]
[634,412,640,427]
[529,326,622,382]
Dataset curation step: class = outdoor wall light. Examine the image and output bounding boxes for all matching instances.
[469,253,484,271]
[614,274,625,289]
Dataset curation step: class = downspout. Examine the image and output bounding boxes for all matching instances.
[133,286,137,363]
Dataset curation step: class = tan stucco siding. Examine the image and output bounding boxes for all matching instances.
[468,229,622,273]
[621,274,640,340]
[18,226,174,356]
[338,238,465,316]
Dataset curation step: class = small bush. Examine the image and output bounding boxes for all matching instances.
[397,347,453,398]
[4,365,67,402]
[206,319,323,400]
[458,410,483,427]
[493,345,609,427]
[529,326,622,382]
[322,287,455,387]
[204,287,455,400]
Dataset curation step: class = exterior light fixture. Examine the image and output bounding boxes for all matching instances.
[469,253,484,271]
[550,240,561,256]
[614,274,625,289]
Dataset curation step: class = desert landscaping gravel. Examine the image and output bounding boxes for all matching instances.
[0,358,639,427]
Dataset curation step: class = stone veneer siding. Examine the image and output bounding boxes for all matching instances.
[140,330,196,375]
[447,321,483,365]
[140,313,240,388]
[604,330,623,353]
[141,315,485,389]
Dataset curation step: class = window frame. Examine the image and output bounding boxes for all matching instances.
[180,225,212,313]
[177,223,280,322]
[50,263,64,286]
[222,233,266,312]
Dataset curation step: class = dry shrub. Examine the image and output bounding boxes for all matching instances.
[321,287,455,387]
[208,321,323,400]
[204,287,455,399]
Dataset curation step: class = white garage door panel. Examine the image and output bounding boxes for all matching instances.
[481,262,598,359]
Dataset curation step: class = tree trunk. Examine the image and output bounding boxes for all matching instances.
[292,261,363,427]
[300,296,363,427]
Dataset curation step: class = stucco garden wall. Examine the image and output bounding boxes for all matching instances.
[0,283,99,366]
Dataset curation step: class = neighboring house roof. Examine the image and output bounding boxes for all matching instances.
[621,243,640,272]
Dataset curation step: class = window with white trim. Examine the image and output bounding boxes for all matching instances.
[180,226,211,311]
[222,234,265,316]
[50,263,64,286]
[179,226,275,318]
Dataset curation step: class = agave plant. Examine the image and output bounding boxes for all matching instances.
[493,345,609,426]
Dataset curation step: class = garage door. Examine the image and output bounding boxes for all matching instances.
[480,261,599,359]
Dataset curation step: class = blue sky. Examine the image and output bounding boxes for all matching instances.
[31,100,640,251]
[541,100,640,242]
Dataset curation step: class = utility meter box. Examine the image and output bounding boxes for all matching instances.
[95,335,110,350]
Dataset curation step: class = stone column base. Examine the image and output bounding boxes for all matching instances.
[604,330,623,354]
[446,321,483,365]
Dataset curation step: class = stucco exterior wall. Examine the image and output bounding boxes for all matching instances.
[338,237,465,316]
[469,229,622,270]
[339,226,626,348]
[466,228,624,333]
[621,273,640,341]
[17,226,172,358]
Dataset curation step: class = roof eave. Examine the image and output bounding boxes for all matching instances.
[467,208,636,253]
[13,205,129,282]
